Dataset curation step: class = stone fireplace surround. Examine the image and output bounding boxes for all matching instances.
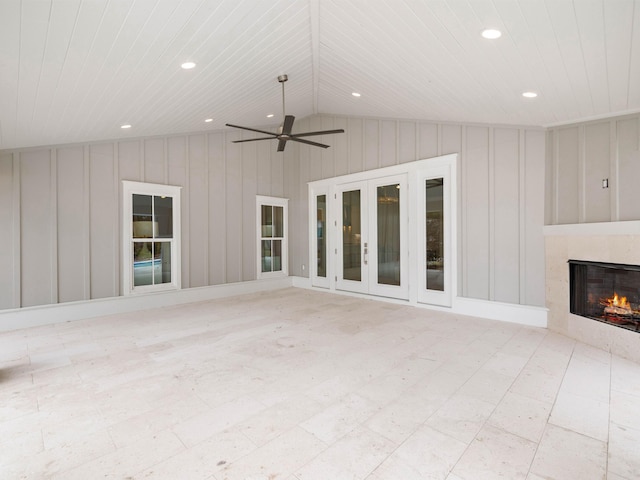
[545,221,640,363]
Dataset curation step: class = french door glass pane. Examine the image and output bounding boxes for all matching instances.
[317,195,326,277]
[261,240,272,272]
[274,206,284,237]
[342,190,361,281]
[154,196,173,238]
[133,241,153,286]
[377,184,400,286]
[154,242,171,284]
[426,178,444,291]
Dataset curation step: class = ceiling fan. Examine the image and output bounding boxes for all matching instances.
[225,74,344,152]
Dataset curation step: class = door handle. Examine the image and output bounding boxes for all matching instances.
[363,242,368,265]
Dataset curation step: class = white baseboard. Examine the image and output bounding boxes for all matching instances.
[0,277,293,332]
[1,275,547,333]
[290,276,548,328]
[454,297,548,328]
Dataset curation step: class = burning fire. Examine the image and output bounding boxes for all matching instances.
[607,293,630,308]
[602,292,633,316]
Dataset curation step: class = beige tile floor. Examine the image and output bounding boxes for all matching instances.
[1,287,640,479]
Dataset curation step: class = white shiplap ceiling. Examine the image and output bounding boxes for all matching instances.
[1,0,639,150]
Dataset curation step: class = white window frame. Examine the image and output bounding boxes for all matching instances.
[256,195,288,279]
[122,181,182,295]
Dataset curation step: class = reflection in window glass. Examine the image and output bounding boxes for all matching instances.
[262,205,273,237]
[426,178,444,291]
[133,241,154,286]
[377,184,400,286]
[154,196,173,238]
[132,195,153,238]
[154,242,172,284]
[261,240,272,273]
[274,206,284,238]
[317,195,326,277]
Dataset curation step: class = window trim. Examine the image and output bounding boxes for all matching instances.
[256,195,289,279]
[122,181,182,295]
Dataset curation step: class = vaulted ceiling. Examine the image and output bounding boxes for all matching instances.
[1,0,639,150]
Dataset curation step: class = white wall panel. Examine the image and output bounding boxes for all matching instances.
[584,122,611,223]
[188,134,208,288]
[380,120,397,168]
[364,119,379,171]
[168,136,188,288]
[1,112,547,313]
[0,154,16,309]
[524,130,546,307]
[333,117,349,177]
[225,136,243,283]
[399,122,416,164]
[89,144,116,300]
[556,127,580,224]
[208,133,226,285]
[57,147,86,303]
[547,113,640,226]
[118,140,141,182]
[296,114,546,307]
[464,126,490,300]
[242,142,257,282]
[617,117,640,221]
[348,118,364,174]
[493,128,520,304]
[418,123,438,160]
[144,138,165,184]
[20,150,53,307]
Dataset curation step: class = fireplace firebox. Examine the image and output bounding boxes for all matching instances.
[569,259,640,332]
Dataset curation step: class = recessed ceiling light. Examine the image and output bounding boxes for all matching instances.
[481,29,502,39]
[181,62,196,70]
[120,124,132,129]
[205,118,213,123]
[352,92,361,97]
[522,91,538,98]
[267,114,274,118]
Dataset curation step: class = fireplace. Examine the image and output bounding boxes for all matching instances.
[569,259,640,332]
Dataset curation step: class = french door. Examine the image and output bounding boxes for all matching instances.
[336,174,408,299]
[309,153,456,308]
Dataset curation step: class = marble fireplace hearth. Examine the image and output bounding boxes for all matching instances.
[545,221,640,364]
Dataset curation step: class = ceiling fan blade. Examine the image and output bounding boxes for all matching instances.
[225,123,277,137]
[281,115,295,135]
[289,137,330,149]
[277,138,288,152]
[292,129,345,138]
[231,136,278,143]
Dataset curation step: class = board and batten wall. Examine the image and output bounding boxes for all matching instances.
[0,113,546,312]
[546,112,640,225]
[0,132,295,310]
[289,115,546,307]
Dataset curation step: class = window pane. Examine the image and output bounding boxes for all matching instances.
[377,184,400,286]
[154,196,173,238]
[272,240,282,272]
[133,241,153,286]
[317,195,326,277]
[133,194,153,238]
[261,205,273,237]
[343,190,361,282]
[426,178,444,291]
[154,242,172,284]
[274,206,284,237]
[261,240,272,272]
